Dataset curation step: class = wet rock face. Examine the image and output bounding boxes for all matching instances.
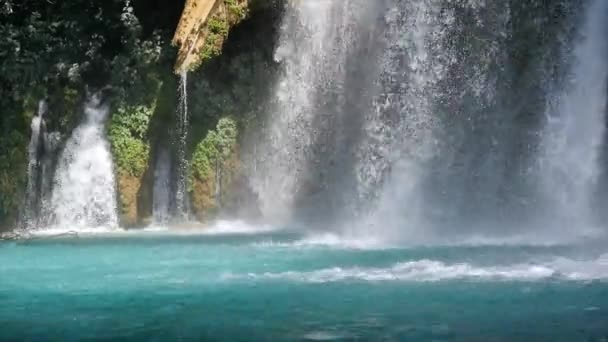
[173,0,249,72]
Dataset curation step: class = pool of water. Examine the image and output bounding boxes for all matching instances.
[1,226,608,341]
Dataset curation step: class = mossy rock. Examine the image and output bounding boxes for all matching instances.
[190,117,239,221]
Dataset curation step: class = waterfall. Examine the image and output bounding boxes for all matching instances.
[359,0,457,239]
[22,100,47,228]
[250,0,517,232]
[174,71,189,220]
[49,95,118,230]
[251,0,341,222]
[364,0,529,240]
[39,130,61,221]
[251,0,381,224]
[153,147,171,224]
[538,0,608,229]
[247,0,604,242]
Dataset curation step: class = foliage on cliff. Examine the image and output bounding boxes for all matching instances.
[172,0,249,72]
[183,1,284,221]
[107,73,179,227]
[0,130,28,228]
[192,0,249,70]
[192,117,238,180]
[190,118,238,220]
[110,105,154,176]
[189,0,283,133]
[0,0,284,228]
[0,0,180,229]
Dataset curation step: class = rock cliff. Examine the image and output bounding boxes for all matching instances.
[173,0,248,72]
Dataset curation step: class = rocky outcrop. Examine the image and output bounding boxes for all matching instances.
[172,0,248,72]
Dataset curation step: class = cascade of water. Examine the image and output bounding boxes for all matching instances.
[362,1,587,239]
[250,0,381,224]
[538,0,608,228]
[22,100,47,227]
[174,71,189,220]
[153,147,172,224]
[250,0,340,223]
[383,1,522,235]
[358,0,455,239]
[38,131,62,225]
[49,95,118,229]
[247,0,599,241]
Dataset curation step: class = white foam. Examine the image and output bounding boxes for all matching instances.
[139,220,278,236]
[29,226,122,237]
[296,233,388,249]
[201,220,278,235]
[252,230,596,251]
[302,331,351,341]
[295,226,607,249]
[253,232,394,250]
[550,254,608,280]
[142,225,169,232]
[21,220,277,239]
[223,255,608,283]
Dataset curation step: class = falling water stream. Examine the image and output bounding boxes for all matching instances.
[360,0,457,240]
[153,147,172,224]
[251,0,380,224]
[22,100,47,228]
[250,0,606,242]
[174,71,189,220]
[49,95,118,230]
[538,0,608,230]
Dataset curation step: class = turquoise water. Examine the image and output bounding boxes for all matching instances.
[1,228,608,341]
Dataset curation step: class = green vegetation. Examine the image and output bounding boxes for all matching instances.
[225,0,249,20]
[191,117,238,181]
[0,0,283,229]
[183,2,284,221]
[190,0,250,70]
[0,131,27,228]
[199,17,229,62]
[190,117,239,220]
[0,0,174,229]
[108,105,153,177]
